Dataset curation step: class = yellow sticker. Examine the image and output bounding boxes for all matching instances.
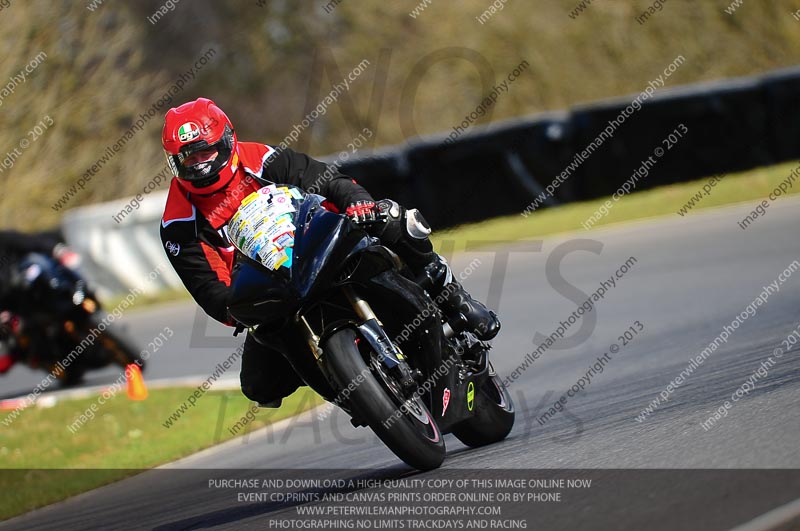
[240,191,261,206]
[467,381,475,411]
[273,254,289,270]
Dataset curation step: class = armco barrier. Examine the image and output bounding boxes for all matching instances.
[61,65,800,295]
[60,190,183,298]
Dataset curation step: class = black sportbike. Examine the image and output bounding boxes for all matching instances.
[2,252,145,385]
[227,185,514,470]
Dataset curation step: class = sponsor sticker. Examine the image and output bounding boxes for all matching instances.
[467,381,475,411]
[177,122,201,143]
[442,388,451,416]
[227,185,300,270]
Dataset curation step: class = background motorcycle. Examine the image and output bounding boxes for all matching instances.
[2,252,145,386]
[227,185,514,470]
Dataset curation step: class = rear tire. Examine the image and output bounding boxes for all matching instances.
[324,328,445,470]
[452,367,515,447]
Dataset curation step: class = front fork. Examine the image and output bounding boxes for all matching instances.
[296,285,418,390]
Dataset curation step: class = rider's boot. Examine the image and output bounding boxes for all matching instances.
[421,256,501,341]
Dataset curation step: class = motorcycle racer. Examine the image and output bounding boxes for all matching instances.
[0,230,75,373]
[159,97,500,406]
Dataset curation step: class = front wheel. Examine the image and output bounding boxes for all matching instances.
[452,366,515,447]
[324,328,445,470]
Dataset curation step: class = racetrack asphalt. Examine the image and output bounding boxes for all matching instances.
[2,197,799,530]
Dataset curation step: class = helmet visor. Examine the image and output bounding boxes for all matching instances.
[182,147,219,168]
[166,125,234,187]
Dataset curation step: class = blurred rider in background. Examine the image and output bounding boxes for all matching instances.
[0,230,75,373]
[159,98,500,407]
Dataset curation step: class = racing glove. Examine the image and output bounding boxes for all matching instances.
[345,200,383,224]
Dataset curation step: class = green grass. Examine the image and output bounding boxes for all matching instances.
[104,287,190,312]
[431,161,800,252]
[0,386,322,521]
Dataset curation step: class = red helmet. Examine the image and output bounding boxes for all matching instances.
[162,98,239,194]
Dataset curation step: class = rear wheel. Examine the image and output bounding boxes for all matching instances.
[324,328,445,470]
[452,365,515,447]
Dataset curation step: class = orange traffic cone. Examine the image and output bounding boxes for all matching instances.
[126,364,148,400]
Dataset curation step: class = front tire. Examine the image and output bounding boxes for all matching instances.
[324,328,445,470]
[452,367,515,447]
